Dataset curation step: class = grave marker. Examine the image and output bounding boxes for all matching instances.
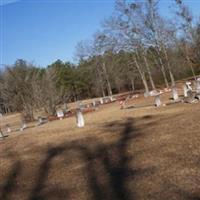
[57,110,64,120]
[0,113,4,138]
[172,87,179,101]
[100,98,103,104]
[183,85,188,97]
[186,81,192,91]
[20,122,27,131]
[6,124,11,133]
[76,109,85,128]
[196,78,200,93]
[154,95,161,107]
[36,116,48,126]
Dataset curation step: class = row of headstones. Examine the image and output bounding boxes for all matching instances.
[76,96,116,128]
[120,93,140,109]
[154,79,200,107]
[0,115,49,139]
[74,96,116,127]
[56,108,85,128]
[1,96,117,139]
[0,110,81,138]
[74,96,116,112]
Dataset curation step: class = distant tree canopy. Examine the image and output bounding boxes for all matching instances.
[0,0,200,120]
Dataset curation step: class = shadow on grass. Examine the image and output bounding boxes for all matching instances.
[0,161,22,200]
[1,117,155,200]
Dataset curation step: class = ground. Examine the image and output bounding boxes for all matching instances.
[1,89,200,200]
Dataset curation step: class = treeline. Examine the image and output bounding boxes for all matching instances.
[0,0,200,120]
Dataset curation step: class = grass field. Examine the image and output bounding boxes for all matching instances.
[1,89,200,200]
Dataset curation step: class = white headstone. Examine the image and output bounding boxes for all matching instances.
[155,95,161,107]
[20,122,27,131]
[186,81,192,91]
[110,96,115,102]
[196,78,200,93]
[39,117,43,123]
[100,98,103,104]
[149,90,159,97]
[76,109,85,128]
[7,127,11,133]
[172,87,179,101]
[183,85,188,97]
[57,110,64,120]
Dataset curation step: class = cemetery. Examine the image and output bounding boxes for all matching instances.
[1,79,200,200]
[1,0,200,199]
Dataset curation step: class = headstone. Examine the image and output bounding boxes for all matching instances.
[100,98,103,104]
[154,95,161,107]
[6,124,11,133]
[0,114,4,138]
[186,81,192,91]
[39,117,43,124]
[184,90,197,103]
[36,116,48,126]
[149,90,160,97]
[172,87,179,101]
[110,96,116,102]
[164,88,171,92]
[20,122,27,131]
[183,85,188,97]
[196,78,200,93]
[104,97,109,103]
[57,110,64,120]
[76,109,85,128]
[132,94,139,98]
[120,100,125,109]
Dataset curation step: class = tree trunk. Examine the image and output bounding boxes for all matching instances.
[101,85,106,97]
[158,58,169,88]
[153,50,169,88]
[143,52,156,90]
[131,78,135,92]
[102,62,112,96]
[162,46,176,87]
[96,67,106,97]
[185,45,196,80]
[133,55,149,93]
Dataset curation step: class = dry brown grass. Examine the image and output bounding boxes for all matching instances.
[1,90,200,200]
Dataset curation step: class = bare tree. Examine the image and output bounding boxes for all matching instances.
[174,0,197,80]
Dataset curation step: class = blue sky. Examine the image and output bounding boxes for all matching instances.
[0,0,200,67]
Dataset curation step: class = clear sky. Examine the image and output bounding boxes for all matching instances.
[0,0,200,67]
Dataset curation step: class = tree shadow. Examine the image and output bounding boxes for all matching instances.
[0,161,22,200]
[1,117,156,200]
